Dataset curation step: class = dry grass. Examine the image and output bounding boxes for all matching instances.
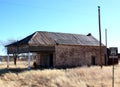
[0,61,120,87]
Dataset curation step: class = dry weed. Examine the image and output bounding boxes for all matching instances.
[0,62,120,87]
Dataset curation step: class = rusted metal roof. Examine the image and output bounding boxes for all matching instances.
[6,31,103,47]
[6,33,35,47]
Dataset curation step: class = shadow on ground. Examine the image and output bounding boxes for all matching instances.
[0,68,29,75]
[0,65,100,76]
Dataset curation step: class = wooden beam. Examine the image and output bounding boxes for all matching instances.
[29,46,55,52]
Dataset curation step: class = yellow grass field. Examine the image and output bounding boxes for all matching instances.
[0,61,120,87]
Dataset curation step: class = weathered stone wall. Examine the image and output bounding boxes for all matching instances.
[35,45,106,68]
[36,53,40,65]
[54,45,106,68]
[36,52,56,67]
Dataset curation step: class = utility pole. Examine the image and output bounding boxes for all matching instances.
[98,6,102,68]
[105,29,107,48]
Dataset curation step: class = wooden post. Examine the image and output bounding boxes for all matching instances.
[28,52,31,70]
[98,6,102,68]
[7,54,10,69]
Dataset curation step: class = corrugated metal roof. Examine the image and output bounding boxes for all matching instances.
[6,33,35,47]
[6,31,104,47]
[29,31,102,46]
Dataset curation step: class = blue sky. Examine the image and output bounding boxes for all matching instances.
[0,0,120,55]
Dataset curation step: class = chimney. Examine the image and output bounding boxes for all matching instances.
[87,33,92,36]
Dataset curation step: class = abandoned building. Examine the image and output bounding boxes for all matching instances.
[6,31,107,68]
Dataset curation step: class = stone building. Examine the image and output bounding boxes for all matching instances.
[6,31,106,68]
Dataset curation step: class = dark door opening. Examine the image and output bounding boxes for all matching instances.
[40,53,53,68]
[49,54,53,67]
[104,54,107,65]
[91,56,96,65]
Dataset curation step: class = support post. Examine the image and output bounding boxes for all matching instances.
[112,53,114,87]
[7,54,10,69]
[105,29,108,65]
[28,52,31,70]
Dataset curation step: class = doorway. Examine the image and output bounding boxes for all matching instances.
[49,54,53,67]
[91,56,96,65]
[40,53,53,68]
